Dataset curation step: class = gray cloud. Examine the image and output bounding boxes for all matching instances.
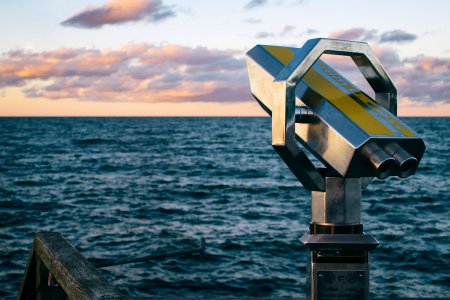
[275,0,307,5]
[379,30,418,43]
[305,28,319,35]
[255,31,273,38]
[243,18,262,24]
[244,0,268,10]
[329,27,417,44]
[61,0,175,29]
[280,25,295,36]
[255,25,293,39]
[255,26,318,39]
[245,0,306,10]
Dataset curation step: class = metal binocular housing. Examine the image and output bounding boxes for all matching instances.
[246,38,426,299]
[246,38,425,192]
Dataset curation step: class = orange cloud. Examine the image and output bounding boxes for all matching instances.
[0,43,249,103]
[61,0,175,28]
[0,41,448,107]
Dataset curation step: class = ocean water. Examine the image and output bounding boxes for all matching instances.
[0,117,448,299]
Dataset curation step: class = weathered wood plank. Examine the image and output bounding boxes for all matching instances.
[32,231,122,300]
[18,232,123,300]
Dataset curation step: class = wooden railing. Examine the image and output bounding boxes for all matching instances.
[17,232,303,300]
[17,231,124,300]
[18,232,214,300]
[17,231,217,300]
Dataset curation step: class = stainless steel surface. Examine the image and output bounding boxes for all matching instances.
[300,233,379,250]
[311,177,361,225]
[276,38,396,115]
[361,143,396,179]
[309,261,369,300]
[385,143,418,178]
[301,232,377,300]
[246,38,425,300]
[295,106,318,123]
[246,39,426,183]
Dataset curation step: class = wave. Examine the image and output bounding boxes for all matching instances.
[72,138,113,145]
[0,117,448,299]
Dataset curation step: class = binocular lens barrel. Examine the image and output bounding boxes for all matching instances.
[362,143,418,179]
[385,143,418,178]
[362,144,396,179]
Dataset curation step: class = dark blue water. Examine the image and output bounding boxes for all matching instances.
[0,117,448,299]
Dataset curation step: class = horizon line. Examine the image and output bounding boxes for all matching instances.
[0,115,448,118]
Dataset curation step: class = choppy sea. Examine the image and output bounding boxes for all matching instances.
[0,117,448,299]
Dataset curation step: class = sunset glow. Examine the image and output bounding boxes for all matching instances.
[0,0,449,116]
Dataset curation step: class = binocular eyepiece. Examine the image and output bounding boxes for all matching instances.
[361,142,418,179]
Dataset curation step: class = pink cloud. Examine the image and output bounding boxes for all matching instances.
[329,28,377,41]
[411,56,450,74]
[320,43,450,105]
[0,48,128,85]
[0,44,249,103]
[139,44,241,67]
[0,41,448,105]
[61,0,174,28]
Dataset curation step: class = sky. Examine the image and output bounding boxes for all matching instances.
[0,0,449,116]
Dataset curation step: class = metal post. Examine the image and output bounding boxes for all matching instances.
[300,177,378,300]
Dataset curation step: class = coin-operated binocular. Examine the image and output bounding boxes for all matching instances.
[246,38,425,299]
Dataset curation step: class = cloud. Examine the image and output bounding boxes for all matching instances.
[275,0,307,5]
[319,44,449,105]
[256,26,319,39]
[61,0,175,28]
[255,31,273,38]
[281,25,295,36]
[329,28,378,41]
[0,41,448,105]
[379,30,418,43]
[244,0,268,10]
[255,25,303,39]
[245,0,306,10]
[385,53,450,104]
[305,28,319,35]
[329,28,417,44]
[243,18,261,24]
[0,44,249,103]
